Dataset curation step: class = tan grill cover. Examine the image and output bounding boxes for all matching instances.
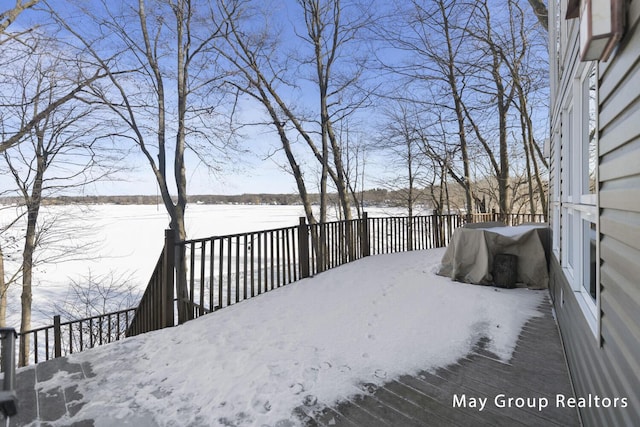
[437,225,549,289]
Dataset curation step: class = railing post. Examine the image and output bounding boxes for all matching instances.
[345,220,354,262]
[53,315,62,359]
[298,217,310,279]
[433,211,442,248]
[407,214,414,252]
[0,328,18,417]
[317,222,326,273]
[18,334,25,368]
[361,212,370,257]
[174,231,190,324]
[162,229,175,329]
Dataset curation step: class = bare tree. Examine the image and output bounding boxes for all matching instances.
[49,0,235,241]
[461,0,548,218]
[0,0,39,36]
[376,102,432,219]
[210,0,317,225]
[47,1,238,322]
[297,0,373,222]
[0,73,106,154]
[0,215,24,327]
[506,0,549,218]
[0,244,5,327]
[378,0,548,219]
[378,0,477,217]
[47,0,239,322]
[341,121,367,219]
[1,5,110,154]
[32,269,139,355]
[526,0,548,31]
[458,0,519,218]
[0,33,119,365]
[48,270,139,319]
[213,0,372,224]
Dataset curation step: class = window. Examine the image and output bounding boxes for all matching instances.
[552,130,561,257]
[559,62,599,334]
[584,67,598,197]
[582,219,597,300]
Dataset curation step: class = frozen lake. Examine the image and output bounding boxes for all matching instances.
[0,203,418,329]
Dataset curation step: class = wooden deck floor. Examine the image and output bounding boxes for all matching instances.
[295,296,581,427]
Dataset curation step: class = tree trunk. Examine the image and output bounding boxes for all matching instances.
[522,118,536,216]
[529,134,548,220]
[172,0,191,321]
[438,0,473,218]
[0,0,40,36]
[327,123,353,222]
[0,243,7,327]
[18,125,46,366]
[526,0,548,31]
[320,131,329,223]
[407,142,414,251]
[19,200,41,366]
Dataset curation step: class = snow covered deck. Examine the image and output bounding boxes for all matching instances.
[295,297,579,426]
[8,249,579,426]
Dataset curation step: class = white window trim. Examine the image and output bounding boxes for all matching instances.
[558,60,601,339]
[552,203,561,258]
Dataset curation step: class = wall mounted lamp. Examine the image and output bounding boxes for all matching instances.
[566,0,625,62]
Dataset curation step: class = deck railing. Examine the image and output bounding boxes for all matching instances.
[0,328,18,417]
[175,224,301,322]
[170,212,501,325]
[308,217,364,274]
[126,229,175,337]
[368,214,464,254]
[17,307,137,365]
[19,211,545,365]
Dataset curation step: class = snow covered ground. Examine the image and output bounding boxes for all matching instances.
[29,247,546,427]
[0,204,417,329]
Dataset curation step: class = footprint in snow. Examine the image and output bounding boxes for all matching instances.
[251,397,272,414]
[303,367,319,382]
[289,383,305,395]
[361,383,378,394]
[268,363,287,377]
[218,411,251,427]
[374,369,387,379]
[303,394,318,406]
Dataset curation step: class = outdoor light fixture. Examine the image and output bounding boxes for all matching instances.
[567,0,626,62]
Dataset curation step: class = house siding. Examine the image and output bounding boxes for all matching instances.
[549,1,640,426]
[551,256,640,426]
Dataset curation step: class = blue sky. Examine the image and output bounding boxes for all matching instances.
[23,1,393,196]
[0,0,389,196]
[1,0,548,197]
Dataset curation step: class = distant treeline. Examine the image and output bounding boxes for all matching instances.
[0,188,428,208]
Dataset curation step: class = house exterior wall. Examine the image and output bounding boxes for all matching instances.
[549,1,640,426]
